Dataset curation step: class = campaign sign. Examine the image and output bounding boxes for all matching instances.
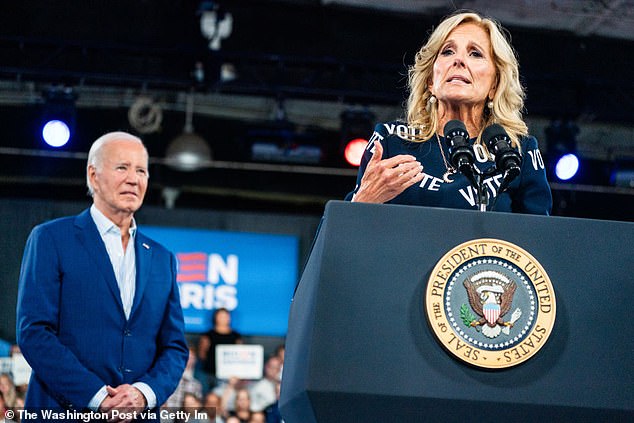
[142,226,299,336]
[216,344,264,380]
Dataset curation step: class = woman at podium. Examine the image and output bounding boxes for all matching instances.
[346,11,552,215]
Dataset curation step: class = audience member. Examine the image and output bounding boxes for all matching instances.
[263,383,282,423]
[0,374,16,409]
[164,346,203,409]
[0,392,16,423]
[12,394,25,423]
[249,356,282,412]
[179,392,205,423]
[203,392,225,423]
[226,388,251,423]
[272,345,284,366]
[248,412,265,423]
[197,309,242,390]
[272,345,284,380]
[214,377,248,416]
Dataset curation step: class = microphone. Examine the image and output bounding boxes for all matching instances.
[443,120,475,177]
[444,119,478,188]
[482,124,521,194]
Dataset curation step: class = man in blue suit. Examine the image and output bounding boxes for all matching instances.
[16,132,188,421]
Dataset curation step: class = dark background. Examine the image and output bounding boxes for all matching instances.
[0,0,633,219]
[1,0,634,341]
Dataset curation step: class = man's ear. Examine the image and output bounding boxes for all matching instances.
[88,165,98,188]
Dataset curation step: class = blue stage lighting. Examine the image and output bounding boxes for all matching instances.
[555,153,579,181]
[610,159,634,188]
[545,119,580,182]
[40,86,77,148]
[42,120,71,147]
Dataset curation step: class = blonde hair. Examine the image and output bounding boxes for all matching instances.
[86,131,148,195]
[0,373,16,408]
[406,11,527,148]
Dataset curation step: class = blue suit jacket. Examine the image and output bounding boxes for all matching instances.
[16,208,188,415]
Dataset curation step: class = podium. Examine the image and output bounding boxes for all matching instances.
[279,201,634,422]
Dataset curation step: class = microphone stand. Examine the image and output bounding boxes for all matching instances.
[457,161,488,212]
[474,171,489,212]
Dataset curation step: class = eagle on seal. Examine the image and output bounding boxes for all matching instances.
[463,271,519,338]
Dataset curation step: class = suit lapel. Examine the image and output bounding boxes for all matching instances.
[74,209,125,314]
[131,232,152,318]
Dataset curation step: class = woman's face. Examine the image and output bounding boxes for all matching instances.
[215,309,231,326]
[235,389,250,410]
[182,394,202,409]
[0,375,11,393]
[429,22,497,107]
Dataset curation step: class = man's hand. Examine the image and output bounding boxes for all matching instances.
[99,384,147,423]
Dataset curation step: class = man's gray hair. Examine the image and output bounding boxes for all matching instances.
[86,131,147,196]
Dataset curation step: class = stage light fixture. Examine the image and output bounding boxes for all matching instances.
[610,159,634,188]
[41,86,77,148]
[166,132,212,171]
[249,125,322,165]
[343,138,368,167]
[545,119,580,181]
[42,120,71,147]
[198,1,233,51]
[555,153,579,181]
[247,98,324,165]
[165,92,212,171]
[340,109,374,167]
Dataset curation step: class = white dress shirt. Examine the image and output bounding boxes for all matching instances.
[90,204,137,319]
[87,205,156,410]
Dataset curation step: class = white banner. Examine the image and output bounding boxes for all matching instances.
[215,344,263,380]
[0,353,32,385]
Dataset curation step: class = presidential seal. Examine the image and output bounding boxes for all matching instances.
[425,239,556,369]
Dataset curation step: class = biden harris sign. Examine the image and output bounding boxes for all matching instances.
[143,226,299,336]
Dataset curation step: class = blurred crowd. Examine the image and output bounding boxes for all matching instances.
[160,341,285,423]
[0,308,285,423]
[0,344,27,423]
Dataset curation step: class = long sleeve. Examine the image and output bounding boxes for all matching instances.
[17,224,106,409]
[344,122,388,201]
[511,136,553,215]
[17,212,189,414]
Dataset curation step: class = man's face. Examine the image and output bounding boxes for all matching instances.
[89,138,149,219]
[265,357,282,381]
